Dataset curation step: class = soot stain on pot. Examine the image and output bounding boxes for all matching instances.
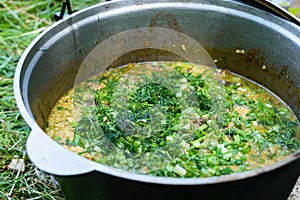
[244,48,266,66]
[150,12,184,32]
[205,47,265,70]
[279,65,289,77]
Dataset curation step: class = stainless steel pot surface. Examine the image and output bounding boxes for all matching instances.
[14,0,300,199]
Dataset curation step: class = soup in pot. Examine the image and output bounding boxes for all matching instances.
[46,62,300,177]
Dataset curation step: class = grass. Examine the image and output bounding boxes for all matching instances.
[0,0,299,199]
[0,1,101,199]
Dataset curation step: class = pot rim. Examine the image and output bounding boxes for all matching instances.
[14,0,300,185]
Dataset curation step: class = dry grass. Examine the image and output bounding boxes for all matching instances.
[0,1,100,199]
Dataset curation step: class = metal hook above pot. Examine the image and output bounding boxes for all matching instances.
[54,0,112,21]
[54,0,300,25]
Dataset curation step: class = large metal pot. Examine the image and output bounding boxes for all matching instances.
[14,0,300,199]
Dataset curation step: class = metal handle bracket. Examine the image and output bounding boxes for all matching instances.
[54,0,73,21]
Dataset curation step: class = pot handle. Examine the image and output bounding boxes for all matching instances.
[27,129,95,176]
[238,0,300,26]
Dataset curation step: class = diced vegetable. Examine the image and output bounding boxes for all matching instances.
[46,62,300,178]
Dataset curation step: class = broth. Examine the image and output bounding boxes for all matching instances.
[46,62,300,177]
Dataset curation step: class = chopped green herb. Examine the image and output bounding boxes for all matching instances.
[57,106,65,110]
[47,62,300,178]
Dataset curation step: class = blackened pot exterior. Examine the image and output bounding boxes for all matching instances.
[57,157,300,200]
[14,0,300,199]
